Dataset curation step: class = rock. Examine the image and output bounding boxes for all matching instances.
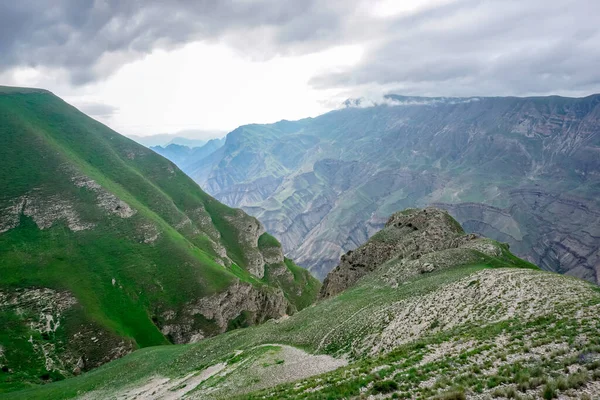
[224,210,267,278]
[72,175,137,218]
[158,281,289,344]
[437,189,600,283]
[72,357,85,375]
[193,281,289,333]
[420,262,435,273]
[0,287,134,378]
[320,208,480,298]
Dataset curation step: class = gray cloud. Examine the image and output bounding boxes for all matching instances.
[0,0,364,84]
[1,0,599,96]
[311,0,600,96]
[74,101,119,118]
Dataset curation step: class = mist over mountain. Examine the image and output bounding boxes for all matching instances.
[127,130,225,148]
[150,138,226,170]
[171,94,600,282]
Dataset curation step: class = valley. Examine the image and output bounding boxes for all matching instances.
[5,207,600,399]
[166,95,600,283]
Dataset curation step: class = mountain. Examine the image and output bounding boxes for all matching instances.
[165,137,208,148]
[127,130,225,148]
[168,94,600,282]
[0,86,319,391]
[8,208,600,399]
[151,137,226,170]
[150,143,194,166]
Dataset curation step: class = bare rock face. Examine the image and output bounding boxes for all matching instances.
[195,282,289,332]
[0,194,94,233]
[225,210,268,278]
[158,281,289,344]
[0,173,138,235]
[0,288,133,378]
[72,175,137,218]
[320,208,480,298]
[436,188,600,283]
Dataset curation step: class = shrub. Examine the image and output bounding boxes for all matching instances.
[542,382,556,399]
[371,380,399,394]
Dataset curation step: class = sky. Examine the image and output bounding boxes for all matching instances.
[1,0,599,138]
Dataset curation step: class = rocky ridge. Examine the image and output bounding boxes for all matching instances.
[321,208,493,298]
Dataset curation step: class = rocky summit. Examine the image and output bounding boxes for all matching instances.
[321,208,492,298]
[6,205,600,399]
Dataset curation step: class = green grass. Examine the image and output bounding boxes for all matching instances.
[264,258,321,311]
[3,88,599,398]
[6,254,599,399]
[0,89,319,390]
[258,232,281,249]
[1,255,551,399]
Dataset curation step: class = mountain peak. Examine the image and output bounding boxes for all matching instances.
[320,208,533,298]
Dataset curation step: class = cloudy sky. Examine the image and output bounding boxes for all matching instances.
[1,0,599,138]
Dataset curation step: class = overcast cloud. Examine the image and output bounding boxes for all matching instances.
[1,0,598,136]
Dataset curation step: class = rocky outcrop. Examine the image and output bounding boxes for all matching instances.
[195,282,289,332]
[0,194,95,233]
[320,208,487,298]
[0,288,133,379]
[71,175,137,218]
[159,281,290,344]
[0,173,138,235]
[224,210,269,278]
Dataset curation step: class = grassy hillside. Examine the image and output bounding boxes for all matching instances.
[0,86,319,392]
[6,209,600,399]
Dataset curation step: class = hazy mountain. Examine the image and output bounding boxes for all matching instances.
[127,130,225,148]
[0,86,319,389]
[166,136,207,147]
[151,137,226,169]
[171,94,600,282]
[12,208,600,399]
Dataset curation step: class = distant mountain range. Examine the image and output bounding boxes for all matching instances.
[166,94,600,282]
[127,129,225,148]
[150,137,226,170]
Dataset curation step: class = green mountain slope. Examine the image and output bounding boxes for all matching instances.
[7,208,600,399]
[0,86,319,391]
[173,95,600,282]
